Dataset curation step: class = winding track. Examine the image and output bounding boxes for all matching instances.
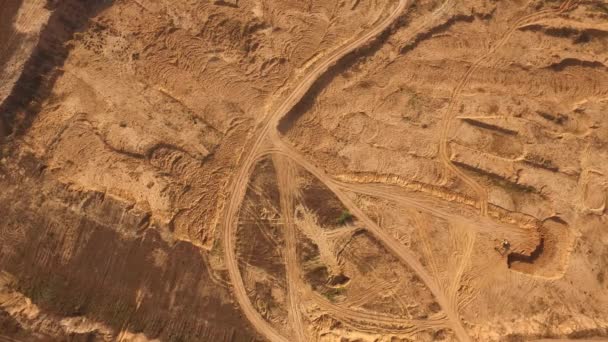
[221,1,410,341]
[307,289,448,329]
[436,0,579,217]
[221,1,577,341]
[274,155,446,337]
[267,139,472,342]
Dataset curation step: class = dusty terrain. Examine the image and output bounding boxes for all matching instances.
[1,0,608,341]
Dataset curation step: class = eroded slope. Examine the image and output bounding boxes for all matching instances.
[1,0,608,341]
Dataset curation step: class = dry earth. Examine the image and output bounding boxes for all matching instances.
[1,0,608,341]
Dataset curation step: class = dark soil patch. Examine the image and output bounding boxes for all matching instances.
[296,232,332,291]
[0,0,112,137]
[0,308,27,338]
[0,172,260,342]
[0,308,95,342]
[236,158,285,279]
[327,273,350,287]
[0,0,24,71]
[300,176,349,227]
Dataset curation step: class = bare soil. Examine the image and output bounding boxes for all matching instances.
[1,0,607,341]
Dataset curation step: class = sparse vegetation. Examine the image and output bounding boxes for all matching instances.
[336,210,353,225]
[323,287,346,302]
[407,93,420,109]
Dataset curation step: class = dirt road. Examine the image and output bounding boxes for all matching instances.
[267,139,472,342]
[273,155,307,342]
[221,1,579,340]
[221,1,411,341]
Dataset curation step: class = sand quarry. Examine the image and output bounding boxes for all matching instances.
[0,0,608,341]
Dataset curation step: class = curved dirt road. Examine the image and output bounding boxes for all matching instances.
[220,1,577,340]
[221,1,410,341]
[267,139,472,342]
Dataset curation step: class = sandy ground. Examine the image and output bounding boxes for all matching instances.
[0,0,607,341]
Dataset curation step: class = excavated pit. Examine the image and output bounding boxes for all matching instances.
[507,217,573,278]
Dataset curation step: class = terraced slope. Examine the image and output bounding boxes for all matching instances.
[1,0,607,341]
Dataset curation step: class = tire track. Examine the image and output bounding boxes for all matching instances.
[273,155,307,342]
[257,134,539,340]
[267,138,472,342]
[447,229,476,315]
[308,290,448,334]
[436,0,579,217]
[220,1,411,341]
[412,211,443,287]
[340,278,397,308]
[0,0,45,66]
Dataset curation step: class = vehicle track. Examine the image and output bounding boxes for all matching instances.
[244,133,539,341]
[314,296,447,329]
[221,1,411,341]
[338,182,531,239]
[437,0,579,217]
[308,290,448,334]
[397,0,456,52]
[267,138,472,342]
[340,278,398,308]
[220,1,570,340]
[447,228,476,315]
[412,211,443,286]
[273,155,307,342]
